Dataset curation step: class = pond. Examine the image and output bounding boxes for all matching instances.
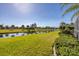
[0,32,50,38]
[0,33,28,38]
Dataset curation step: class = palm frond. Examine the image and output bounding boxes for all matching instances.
[62,4,79,16]
[61,3,70,10]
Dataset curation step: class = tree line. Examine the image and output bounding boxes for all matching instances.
[0,23,37,29]
[0,23,56,33]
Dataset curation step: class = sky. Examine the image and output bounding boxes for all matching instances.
[0,3,74,27]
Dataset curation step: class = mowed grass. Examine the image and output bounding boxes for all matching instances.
[0,31,59,56]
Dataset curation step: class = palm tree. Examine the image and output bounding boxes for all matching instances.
[61,3,79,22]
[61,4,78,34]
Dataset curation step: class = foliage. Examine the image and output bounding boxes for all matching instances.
[59,22,74,35]
[61,4,79,21]
[55,33,79,56]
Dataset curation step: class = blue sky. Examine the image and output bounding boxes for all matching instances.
[0,3,73,27]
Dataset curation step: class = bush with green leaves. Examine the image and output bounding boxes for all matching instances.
[59,22,74,35]
[55,33,79,56]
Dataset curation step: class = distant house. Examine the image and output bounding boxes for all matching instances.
[74,17,79,40]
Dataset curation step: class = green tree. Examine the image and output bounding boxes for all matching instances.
[21,25,25,29]
[60,22,66,30]
[11,25,15,29]
[5,25,9,29]
[0,24,4,29]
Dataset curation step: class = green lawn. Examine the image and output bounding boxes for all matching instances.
[0,31,59,56]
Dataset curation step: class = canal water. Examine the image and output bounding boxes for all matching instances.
[0,32,50,38]
[0,33,27,38]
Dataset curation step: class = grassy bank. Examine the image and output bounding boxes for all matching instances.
[0,31,59,56]
[0,29,27,34]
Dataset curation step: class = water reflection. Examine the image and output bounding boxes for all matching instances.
[0,33,27,38]
[0,32,49,38]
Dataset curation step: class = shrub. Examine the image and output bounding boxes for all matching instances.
[55,33,79,56]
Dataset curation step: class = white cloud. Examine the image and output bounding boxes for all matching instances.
[12,3,32,13]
